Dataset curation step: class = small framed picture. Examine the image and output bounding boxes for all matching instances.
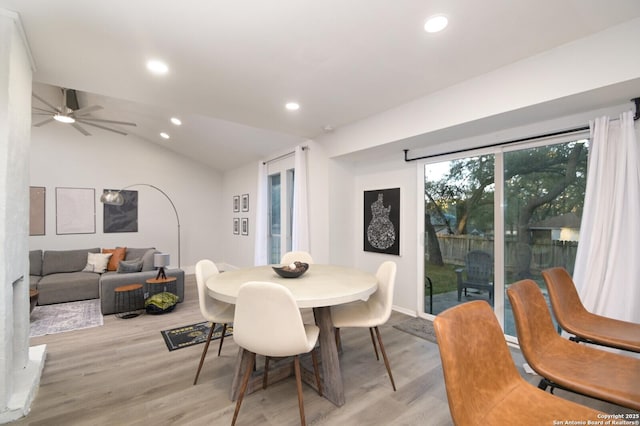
[233,218,240,235]
[241,194,249,212]
[241,217,249,236]
[233,195,240,213]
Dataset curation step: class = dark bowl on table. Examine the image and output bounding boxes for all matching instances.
[272,263,309,278]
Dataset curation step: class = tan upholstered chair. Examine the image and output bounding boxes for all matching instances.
[280,251,314,265]
[330,261,397,391]
[507,279,640,411]
[193,260,235,385]
[232,281,321,426]
[434,300,605,425]
[542,267,640,353]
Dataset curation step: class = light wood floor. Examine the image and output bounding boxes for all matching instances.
[15,275,635,425]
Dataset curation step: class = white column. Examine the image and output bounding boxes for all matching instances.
[0,9,45,423]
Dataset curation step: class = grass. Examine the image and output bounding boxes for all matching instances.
[424,263,460,295]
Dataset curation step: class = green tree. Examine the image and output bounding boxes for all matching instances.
[425,141,587,276]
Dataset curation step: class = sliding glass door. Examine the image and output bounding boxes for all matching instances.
[421,135,589,337]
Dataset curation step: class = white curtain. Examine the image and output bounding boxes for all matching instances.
[292,146,310,251]
[573,111,640,323]
[253,161,269,266]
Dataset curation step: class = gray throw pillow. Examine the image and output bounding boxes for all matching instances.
[117,259,144,273]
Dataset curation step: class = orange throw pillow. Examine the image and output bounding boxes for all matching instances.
[103,247,126,271]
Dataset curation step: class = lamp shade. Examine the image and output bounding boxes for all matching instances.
[154,253,171,268]
[100,190,124,206]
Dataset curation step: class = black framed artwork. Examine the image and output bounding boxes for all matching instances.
[241,194,249,212]
[233,195,240,213]
[233,218,240,235]
[363,187,400,255]
[103,189,138,233]
[241,217,249,236]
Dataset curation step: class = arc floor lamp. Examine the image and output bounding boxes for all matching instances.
[100,184,181,268]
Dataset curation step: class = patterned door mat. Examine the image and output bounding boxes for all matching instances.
[161,321,233,351]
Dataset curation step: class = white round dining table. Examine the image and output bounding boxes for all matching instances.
[206,264,377,308]
[206,264,378,407]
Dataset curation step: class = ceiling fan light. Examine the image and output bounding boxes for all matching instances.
[53,114,75,124]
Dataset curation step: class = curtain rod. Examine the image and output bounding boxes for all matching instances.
[263,145,308,165]
[405,97,640,163]
[403,126,589,162]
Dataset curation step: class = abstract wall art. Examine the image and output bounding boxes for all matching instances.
[364,187,400,255]
[30,186,46,236]
[56,187,96,235]
[103,189,138,233]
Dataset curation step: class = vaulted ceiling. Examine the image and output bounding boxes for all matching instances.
[3,0,640,170]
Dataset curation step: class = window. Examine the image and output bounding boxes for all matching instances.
[267,157,295,264]
[421,135,588,337]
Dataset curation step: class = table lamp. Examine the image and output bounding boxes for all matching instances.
[154,253,170,280]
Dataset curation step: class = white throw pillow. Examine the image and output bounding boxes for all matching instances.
[83,252,112,273]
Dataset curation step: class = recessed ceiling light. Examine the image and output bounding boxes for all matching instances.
[147,60,169,75]
[424,15,448,33]
[285,102,300,111]
[170,117,182,126]
[160,132,170,139]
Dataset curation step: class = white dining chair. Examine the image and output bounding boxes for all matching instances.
[232,281,322,426]
[330,261,397,391]
[280,251,314,265]
[193,259,235,385]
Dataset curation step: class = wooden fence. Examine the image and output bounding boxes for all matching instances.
[433,234,578,273]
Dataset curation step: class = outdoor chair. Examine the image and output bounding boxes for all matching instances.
[455,250,493,301]
[507,279,640,411]
[542,267,640,353]
[433,300,604,425]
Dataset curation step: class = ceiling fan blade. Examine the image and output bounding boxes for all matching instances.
[33,117,55,127]
[32,112,54,116]
[32,106,56,114]
[71,122,91,136]
[76,119,128,136]
[78,117,137,126]
[72,105,103,116]
[32,93,60,112]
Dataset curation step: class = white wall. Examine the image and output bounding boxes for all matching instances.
[220,139,332,267]
[29,122,223,273]
[318,17,640,159]
[220,161,259,268]
[351,159,418,315]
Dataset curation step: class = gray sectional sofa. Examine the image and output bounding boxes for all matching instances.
[29,247,184,315]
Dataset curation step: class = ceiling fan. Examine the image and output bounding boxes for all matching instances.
[32,87,137,136]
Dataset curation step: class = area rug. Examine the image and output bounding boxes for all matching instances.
[393,317,437,344]
[161,321,233,351]
[30,299,103,337]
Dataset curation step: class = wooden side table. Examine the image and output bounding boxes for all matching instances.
[29,289,39,314]
[145,276,178,299]
[114,283,144,319]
